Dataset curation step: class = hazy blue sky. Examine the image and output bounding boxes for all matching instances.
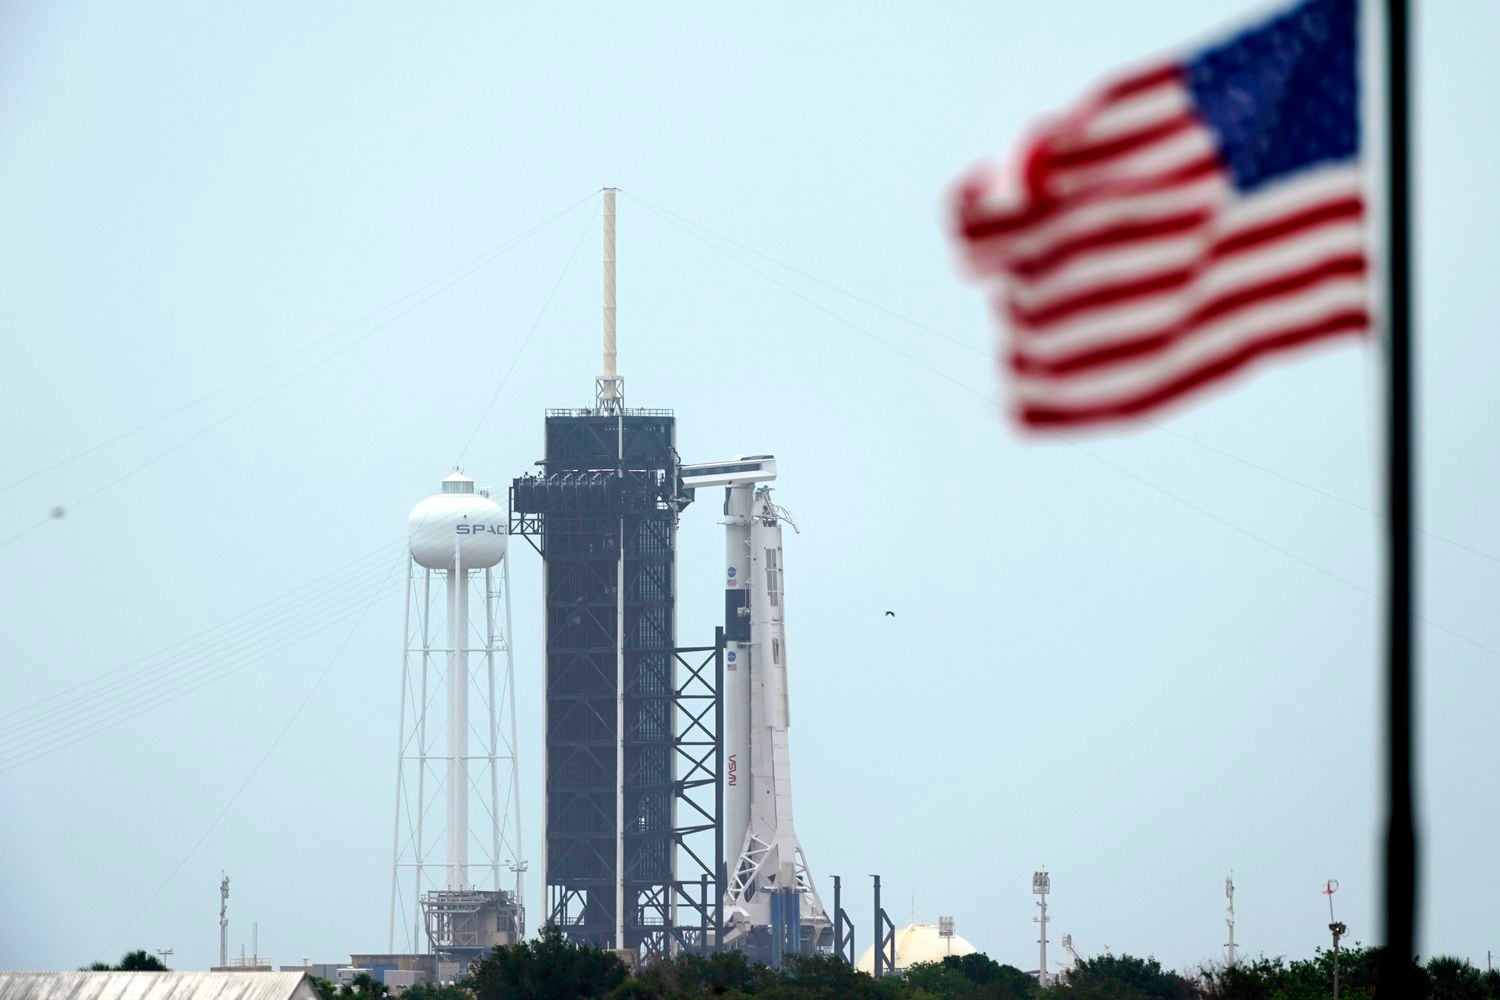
[2,0,1496,977]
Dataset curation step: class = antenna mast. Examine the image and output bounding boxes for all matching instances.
[596,188,624,412]
[1033,870,1051,988]
[218,873,229,970]
[1225,872,1237,966]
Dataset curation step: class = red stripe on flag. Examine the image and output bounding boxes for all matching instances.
[958,156,1221,242]
[1017,311,1370,426]
[1010,210,1213,279]
[1045,112,1197,169]
[1008,196,1362,281]
[951,12,1368,428]
[1010,204,1366,330]
[1096,64,1181,103]
[1214,196,1364,257]
[1012,254,1369,369]
[1013,266,1195,329]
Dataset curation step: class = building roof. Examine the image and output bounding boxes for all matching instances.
[856,921,978,975]
[0,972,319,1000]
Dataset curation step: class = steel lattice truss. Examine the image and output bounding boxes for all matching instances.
[512,410,723,956]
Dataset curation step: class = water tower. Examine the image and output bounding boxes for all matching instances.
[387,471,525,960]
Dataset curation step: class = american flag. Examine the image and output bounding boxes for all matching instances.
[954,0,1367,427]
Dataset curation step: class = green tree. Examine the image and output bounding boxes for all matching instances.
[1199,957,1289,1000]
[1425,956,1488,1000]
[116,951,169,972]
[756,953,900,1000]
[1048,954,1194,1000]
[402,985,473,1000]
[79,951,169,973]
[340,972,390,998]
[606,951,758,999]
[1049,983,1151,1000]
[471,925,628,1000]
[694,951,759,995]
[904,961,986,1000]
[904,954,1037,1000]
[1278,944,1398,999]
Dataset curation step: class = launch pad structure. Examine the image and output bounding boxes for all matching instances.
[507,188,831,962]
[507,189,835,962]
[510,406,723,959]
[366,190,868,970]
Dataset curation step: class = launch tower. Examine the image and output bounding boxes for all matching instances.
[510,190,723,957]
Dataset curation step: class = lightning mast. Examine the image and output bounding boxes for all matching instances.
[596,188,623,412]
[512,190,710,959]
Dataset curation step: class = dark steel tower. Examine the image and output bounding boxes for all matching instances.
[511,408,686,950]
[509,192,723,958]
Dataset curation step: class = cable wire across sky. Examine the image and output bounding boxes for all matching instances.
[623,189,1500,663]
[624,189,1498,566]
[13,185,1495,967]
[53,193,603,961]
[0,192,597,551]
[0,192,604,771]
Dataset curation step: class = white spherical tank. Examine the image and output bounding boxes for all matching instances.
[408,471,507,570]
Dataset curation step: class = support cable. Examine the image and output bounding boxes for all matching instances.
[80,195,594,952]
[0,193,595,499]
[4,199,601,768]
[457,202,601,464]
[91,554,402,962]
[0,564,407,772]
[1,537,405,721]
[624,190,1496,566]
[626,193,1499,663]
[0,546,408,757]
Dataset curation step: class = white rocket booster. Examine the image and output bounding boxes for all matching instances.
[723,484,753,867]
[724,486,829,944]
[680,457,830,950]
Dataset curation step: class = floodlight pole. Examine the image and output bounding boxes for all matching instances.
[1326,879,1346,1000]
[1331,923,1346,1000]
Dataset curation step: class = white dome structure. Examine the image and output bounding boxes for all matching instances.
[856,921,978,976]
[408,472,506,570]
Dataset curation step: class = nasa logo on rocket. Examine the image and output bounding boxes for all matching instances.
[726,650,737,671]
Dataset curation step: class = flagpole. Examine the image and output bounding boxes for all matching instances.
[1381,0,1415,993]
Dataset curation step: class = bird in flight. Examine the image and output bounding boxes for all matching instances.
[884,611,895,617]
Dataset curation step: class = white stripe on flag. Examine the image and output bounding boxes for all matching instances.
[1011,279,1369,406]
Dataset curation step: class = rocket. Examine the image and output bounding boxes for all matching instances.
[722,481,754,868]
[681,456,830,950]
